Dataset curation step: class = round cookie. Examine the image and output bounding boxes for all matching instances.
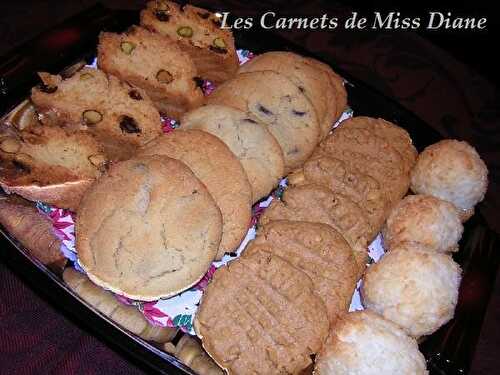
[259,184,370,276]
[341,116,417,172]
[315,311,428,375]
[410,139,488,220]
[138,129,252,258]
[195,250,329,375]
[180,105,285,202]
[305,57,348,128]
[206,70,320,172]
[246,220,358,323]
[333,119,408,176]
[361,245,462,337]
[238,51,329,139]
[313,137,410,206]
[383,194,463,253]
[290,154,390,240]
[76,155,222,301]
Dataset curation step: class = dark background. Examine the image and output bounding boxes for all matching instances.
[0,1,499,374]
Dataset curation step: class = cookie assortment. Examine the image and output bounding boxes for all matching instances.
[0,1,491,374]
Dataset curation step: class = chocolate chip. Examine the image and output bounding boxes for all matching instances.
[292,110,306,116]
[192,189,198,194]
[154,10,170,22]
[258,104,273,116]
[298,86,305,93]
[198,12,210,19]
[193,76,204,89]
[129,90,142,100]
[119,116,141,134]
[12,160,30,173]
[209,45,227,54]
[38,83,57,94]
[243,118,257,124]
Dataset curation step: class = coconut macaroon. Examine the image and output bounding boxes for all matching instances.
[411,139,488,221]
[362,246,461,337]
[315,310,428,375]
[383,194,463,253]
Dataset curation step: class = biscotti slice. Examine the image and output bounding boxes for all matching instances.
[98,26,204,120]
[77,155,223,301]
[259,184,370,277]
[0,125,105,211]
[138,129,252,258]
[181,105,285,202]
[63,268,177,343]
[206,71,320,172]
[238,51,331,139]
[31,68,162,160]
[195,250,329,374]
[140,1,238,84]
[246,220,358,323]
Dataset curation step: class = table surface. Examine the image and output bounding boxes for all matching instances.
[0,1,499,374]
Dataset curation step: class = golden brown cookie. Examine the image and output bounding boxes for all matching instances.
[206,70,320,172]
[195,250,329,374]
[313,134,410,206]
[180,105,285,202]
[289,154,390,240]
[98,26,204,120]
[138,129,252,258]
[340,116,417,172]
[238,51,330,139]
[77,155,222,301]
[259,184,370,276]
[246,220,358,322]
[305,57,348,130]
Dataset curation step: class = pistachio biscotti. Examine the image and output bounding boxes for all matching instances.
[98,26,204,119]
[140,0,239,84]
[31,67,162,160]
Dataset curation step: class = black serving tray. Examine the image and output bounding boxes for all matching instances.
[0,4,499,375]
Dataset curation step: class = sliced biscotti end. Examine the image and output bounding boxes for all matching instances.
[0,125,105,210]
[98,26,204,120]
[31,68,163,160]
[140,1,238,84]
[181,104,285,203]
[206,71,321,172]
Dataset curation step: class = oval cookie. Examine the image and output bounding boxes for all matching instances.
[181,105,285,202]
[290,155,390,240]
[259,184,370,276]
[238,52,329,139]
[206,71,320,172]
[138,129,252,258]
[76,155,222,301]
[247,220,358,323]
[341,116,417,171]
[195,250,329,375]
